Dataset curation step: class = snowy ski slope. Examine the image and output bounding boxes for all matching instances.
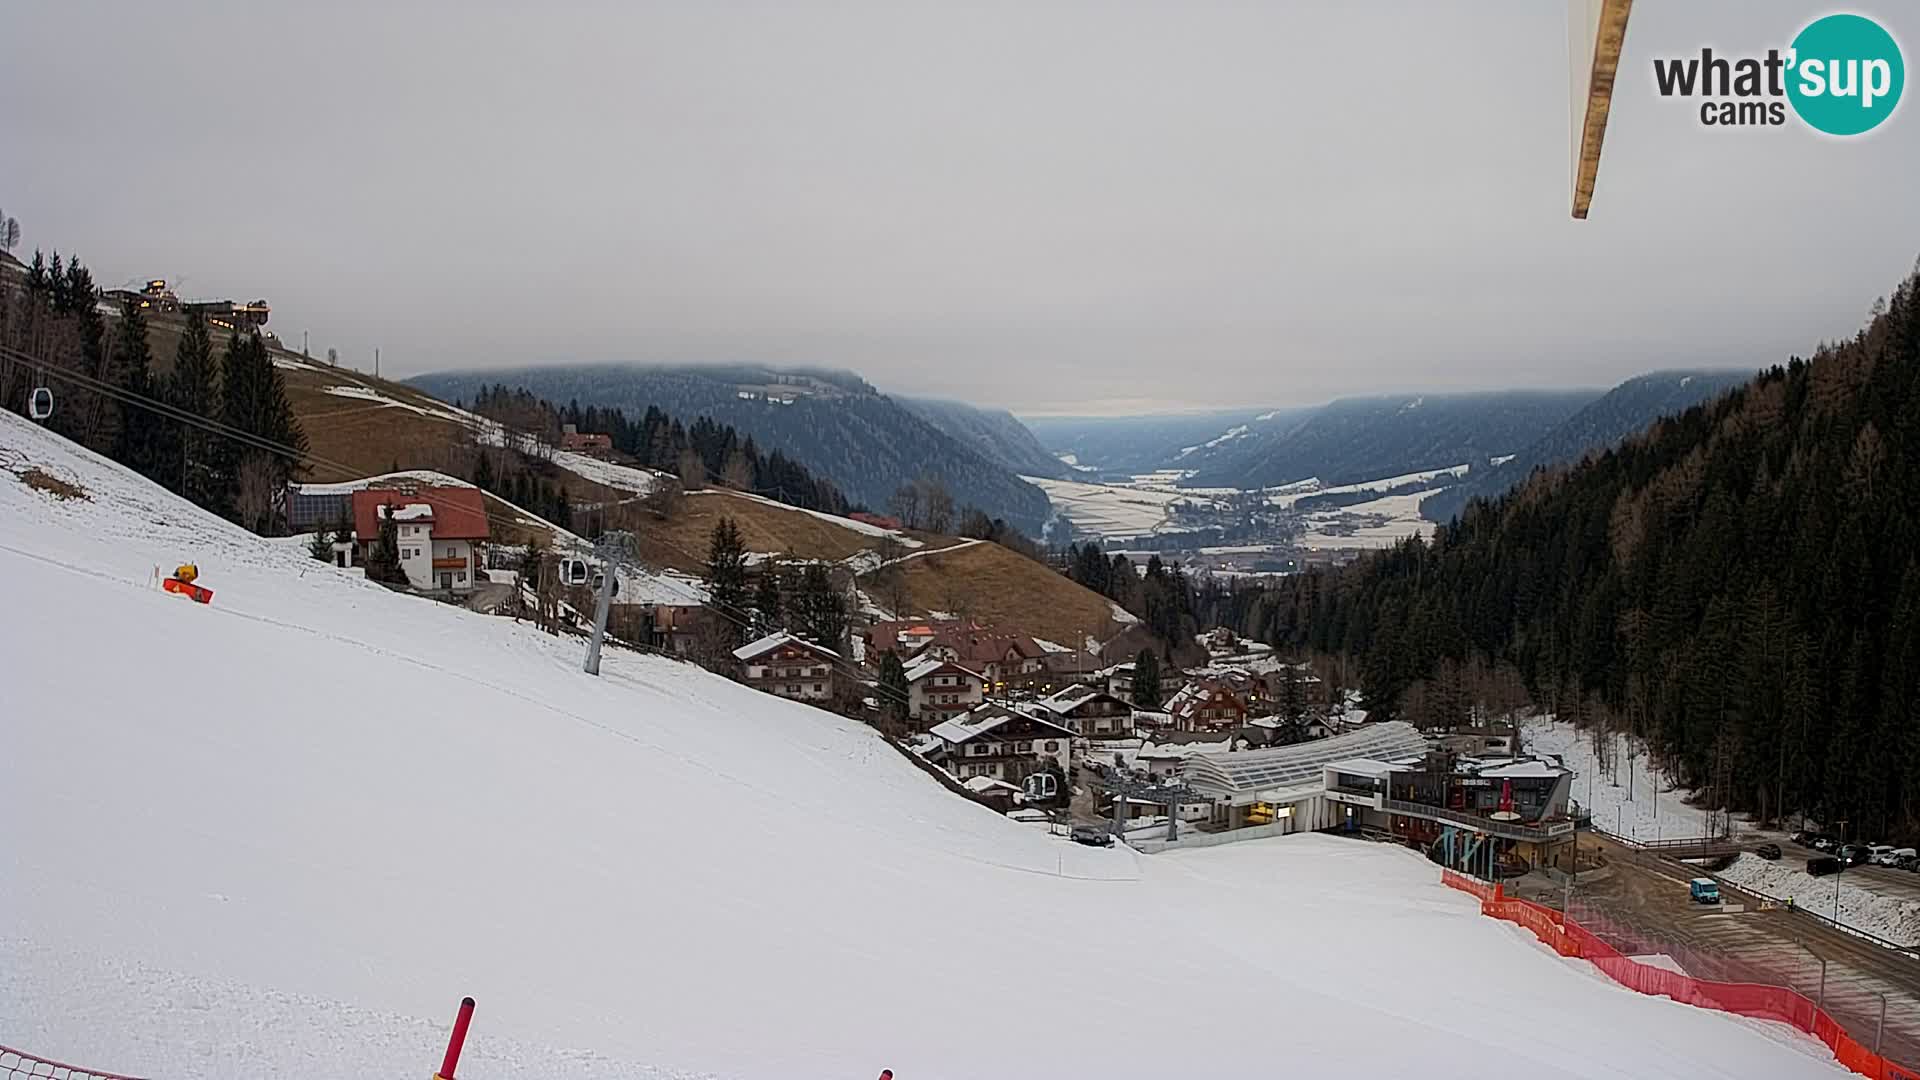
[0,412,1847,1079]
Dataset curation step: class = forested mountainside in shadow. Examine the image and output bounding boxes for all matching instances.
[1177,390,1598,489]
[1214,263,1920,840]
[896,396,1071,479]
[411,364,1052,533]
[1419,370,1753,524]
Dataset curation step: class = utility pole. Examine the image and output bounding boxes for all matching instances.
[374,347,381,378]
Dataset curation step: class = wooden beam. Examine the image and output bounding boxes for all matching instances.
[1571,0,1634,220]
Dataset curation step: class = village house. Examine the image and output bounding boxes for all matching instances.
[1101,660,1183,706]
[733,631,841,703]
[1027,685,1135,738]
[867,619,1050,694]
[926,703,1074,784]
[1163,676,1251,733]
[558,423,613,455]
[350,486,489,592]
[904,656,986,727]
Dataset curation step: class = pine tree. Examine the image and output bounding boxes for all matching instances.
[878,650,910,732]
[753,567,784,636]
[108,295,165,483]
[168,312,224,512]
[704,516,750,645]
[363,508,409,585]
[797,562,847,652]
[1131,649,1161,708]
[309,526,335,561]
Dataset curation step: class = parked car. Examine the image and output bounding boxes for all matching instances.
[1879,846,1918,867]
[1070,824,1114,848]
[1839,844,1872,866]
[1689,878,1722,904]
[1810,835,1838,851]
[1866,844,1898,866]
[1754,843,1781,861]
[1807,855,1843,876]
[1894,853,1920,872]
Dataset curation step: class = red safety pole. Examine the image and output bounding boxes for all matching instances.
[435,997,476,1080]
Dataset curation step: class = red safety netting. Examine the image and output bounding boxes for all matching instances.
[1,1046,148,1080]
[1439,872,1920,1080]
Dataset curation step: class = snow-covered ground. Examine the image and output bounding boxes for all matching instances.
[1526,716,1920,945]
[0,413,1849,1079]
[1022,474,1197,537]
[1524,717,1716,843]
[1295,487,1444,550]
[1717,855,1920,945]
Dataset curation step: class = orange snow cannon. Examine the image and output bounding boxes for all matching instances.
[162,563,214,604]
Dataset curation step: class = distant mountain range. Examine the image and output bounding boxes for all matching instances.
[1020,409,1285,478]
[406,365,1054,533]
[1171,391,1600,490]
[1417,370,1750,523]
[896,397,1072,480]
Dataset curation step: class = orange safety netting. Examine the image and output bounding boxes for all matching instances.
[1439,871,1920,1080]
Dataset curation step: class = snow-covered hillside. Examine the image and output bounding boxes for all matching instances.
[0,412,1847,1079]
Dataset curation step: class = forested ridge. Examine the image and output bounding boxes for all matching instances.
[1213,262,1920,840]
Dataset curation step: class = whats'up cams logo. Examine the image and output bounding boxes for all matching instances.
[1653,13,1904,134]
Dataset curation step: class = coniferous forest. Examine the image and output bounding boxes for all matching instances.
[1210,261,1920,840]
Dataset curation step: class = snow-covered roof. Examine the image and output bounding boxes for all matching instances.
[1037,685,1103,712]
[962,775,1023,795]
[929,704,1073,746]
[732,631,842,663]
[1476,759,1566,780]
[903,655,980,683]
[389,503,433,522]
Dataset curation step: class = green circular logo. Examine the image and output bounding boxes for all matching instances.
[1787,14,1904,135]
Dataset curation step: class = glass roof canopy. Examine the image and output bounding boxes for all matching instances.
[1182,721,1429,800]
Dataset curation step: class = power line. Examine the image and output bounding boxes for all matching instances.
[3,341,900,698]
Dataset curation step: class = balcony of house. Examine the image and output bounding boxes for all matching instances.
[431,557,468,571]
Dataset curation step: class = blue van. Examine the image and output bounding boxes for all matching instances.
[1689,878,1721,904]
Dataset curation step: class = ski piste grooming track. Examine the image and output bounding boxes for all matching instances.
[0,410,1853,1079]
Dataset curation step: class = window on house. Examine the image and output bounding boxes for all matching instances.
[1045,741,1059,752]
[812,683,823,693]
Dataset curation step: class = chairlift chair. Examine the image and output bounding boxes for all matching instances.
[1023,772,1058,802]
[562,557,589,586]
[29,386,53,420]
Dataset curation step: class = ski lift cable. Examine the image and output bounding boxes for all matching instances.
[0,343,534,538]
[2,343,910,702]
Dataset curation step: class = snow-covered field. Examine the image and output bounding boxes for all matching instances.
[1022,474,1196,537]
[0,413,1848,1079]
[1295,487,1444,550]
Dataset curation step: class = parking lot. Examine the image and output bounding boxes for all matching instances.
[1548,835,1920,1067]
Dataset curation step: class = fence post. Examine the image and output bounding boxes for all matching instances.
[1817,959,1827,1014]
[436,997,476,1080]
[1874,992,1886,1056]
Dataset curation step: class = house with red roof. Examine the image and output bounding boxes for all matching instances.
[350,485,490,592]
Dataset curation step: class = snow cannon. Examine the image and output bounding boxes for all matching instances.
[161,563,214,604]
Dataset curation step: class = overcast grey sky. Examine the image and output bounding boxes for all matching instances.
[4,2,1914,414]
